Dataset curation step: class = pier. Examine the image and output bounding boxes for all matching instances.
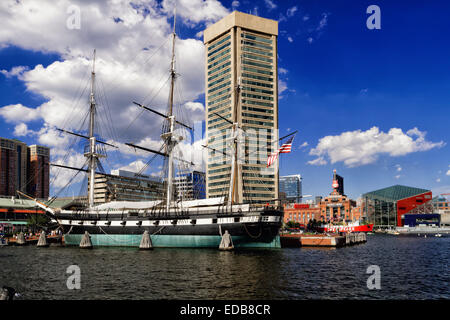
[280,232,367,248]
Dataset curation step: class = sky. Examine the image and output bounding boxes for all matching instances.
[0,0,449,201]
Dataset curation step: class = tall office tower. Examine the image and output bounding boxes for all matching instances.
[174,170,206,201]
[28,145,50,199]
[204,11,278,203]
[279,174,302,203]
[0,138,28,196]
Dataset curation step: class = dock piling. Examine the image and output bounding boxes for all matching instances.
[79,231,93,249]
[37,231,49,247]
[139,230,153,250]
[219,230,234,251]
[16,232,25,246]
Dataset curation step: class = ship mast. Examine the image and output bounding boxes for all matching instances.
[87,49,98,208]
[164,9,177,211]
[227,53,243,208]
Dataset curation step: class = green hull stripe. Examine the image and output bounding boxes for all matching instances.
[64,234,281,248]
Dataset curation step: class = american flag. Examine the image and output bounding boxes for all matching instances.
[267,136,295,167]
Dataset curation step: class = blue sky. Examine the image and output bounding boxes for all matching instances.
[0,0,449,200]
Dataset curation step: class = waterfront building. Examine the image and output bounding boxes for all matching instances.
[27,145,50,199]
[279,174,302,203]
[283,203,320,225]
[318,170,356,223]
[203,11,279,203]
[362,185,433,227]
[432,195,450,225]
[0,138,28,196]
[0,137,49,198]
[91,170,164,205]
[174,170,206,201]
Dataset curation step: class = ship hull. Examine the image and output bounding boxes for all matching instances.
[56,208,283,248]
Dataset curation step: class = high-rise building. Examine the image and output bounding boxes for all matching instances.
[203,11,279,203]
[279,174,302,203]
[174,170,206,201]
[0,138,34,197]
[91,170,164,204]
[27,144,50,199]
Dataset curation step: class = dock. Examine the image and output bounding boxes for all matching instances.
[5,234,62,246]
[280,232,367,248]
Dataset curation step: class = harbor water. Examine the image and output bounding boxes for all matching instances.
[1,234,448,300]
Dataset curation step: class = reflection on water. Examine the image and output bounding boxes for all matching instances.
[1,235,449,299]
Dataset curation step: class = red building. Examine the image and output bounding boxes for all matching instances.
[283,203,321,225]
[362,185,433,227]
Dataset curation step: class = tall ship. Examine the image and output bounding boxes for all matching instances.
[22,13,284,248]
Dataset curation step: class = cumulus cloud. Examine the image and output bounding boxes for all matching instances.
[0,0,226,193]
[117,159,148,173]
[447,169,450,176]
[14,123,32,136]
[0,104,41,123]
[308,127,445,167]
[395,164,402,172]
[1,66,29,79]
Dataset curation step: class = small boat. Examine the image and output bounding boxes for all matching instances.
[435,233,442,237]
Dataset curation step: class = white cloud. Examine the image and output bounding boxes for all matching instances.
[299,141,309,149]
[117,160,148,173]
[264,0,277,11]
[278,79,287,95]
[1,66,29,78]
[287,6,298,17]
[436,178,441,183]
[308,157,327,166]
[395,164,402,172]
[0,104,41,123]
[395,175,401,179]
[14,123,32,136]
[316,13,329,31]
[287,36,293,43]
[447,170,450,176]
[303,15,310,21]
[307,37,313,44]
[0,0,227,192]
[308,127,445,167]
[231,1,240,10]
[279,67,288,75]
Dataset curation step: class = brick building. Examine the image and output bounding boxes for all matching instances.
[283,203,321,225]
[318,170,357,223]
[0,138,49,199]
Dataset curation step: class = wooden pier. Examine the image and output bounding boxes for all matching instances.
[280,232,367,248]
